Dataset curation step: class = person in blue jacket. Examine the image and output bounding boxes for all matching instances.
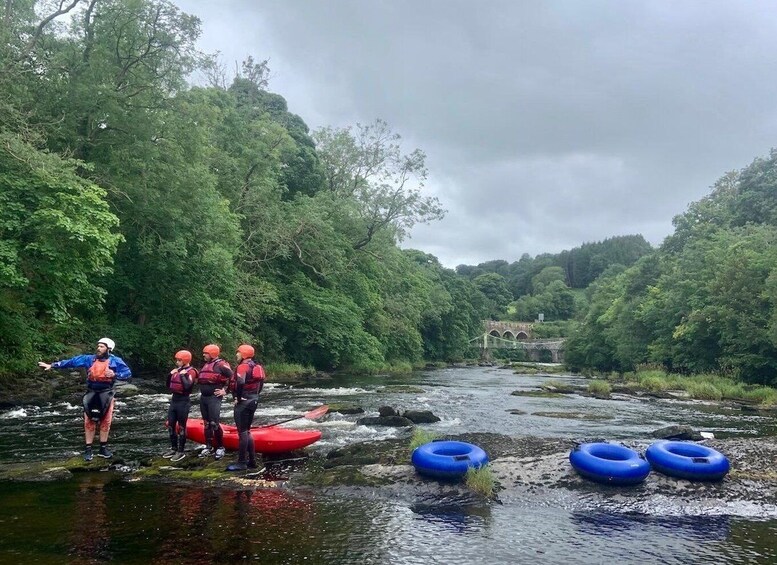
[39,337,132,461]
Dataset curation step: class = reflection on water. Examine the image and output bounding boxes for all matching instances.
[68,475,112,564]
[572,511,732,540]
[0,476,775,564]
[410,500,491,534]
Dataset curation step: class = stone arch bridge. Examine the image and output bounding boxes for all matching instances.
[471,320,566,363]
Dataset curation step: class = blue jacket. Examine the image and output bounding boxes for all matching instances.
[52,354,132,390]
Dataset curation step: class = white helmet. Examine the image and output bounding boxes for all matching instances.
[97,337,115,351]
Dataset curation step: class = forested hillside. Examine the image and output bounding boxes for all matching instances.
[456,235,653,321]
[0,0,490,376]
[565,154,777,385]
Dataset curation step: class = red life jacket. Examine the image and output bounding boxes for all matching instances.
[198,359,229,385]
[169,366,197,395]
[233,360,265,394]
[88,358,112,384]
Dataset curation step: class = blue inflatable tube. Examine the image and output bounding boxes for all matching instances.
[645,440,730,481]
[411,440,489,479]
[569,443,651,485]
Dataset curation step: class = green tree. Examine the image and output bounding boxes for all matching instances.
[473,272,513,319]
[0,134,121,374]
[313,119,445,250]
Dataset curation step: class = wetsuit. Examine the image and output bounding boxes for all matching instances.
[167,365,196,452]
[197,358,232,450]
[231,359,265,467]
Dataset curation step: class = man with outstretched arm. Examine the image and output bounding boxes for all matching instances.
[38,337,131,461]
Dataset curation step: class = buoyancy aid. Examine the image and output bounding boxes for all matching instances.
[88,358,113,384]
[169,366,196,395]
[232,360,265,394]
[198,359,229,385]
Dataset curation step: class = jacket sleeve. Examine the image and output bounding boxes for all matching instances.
[52,355,95,370]
[111,356,132,380]
[218,363,233,382]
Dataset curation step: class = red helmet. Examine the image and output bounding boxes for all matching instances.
[237,344,255,359]
[202,344,220,358]
[175,350,192,364]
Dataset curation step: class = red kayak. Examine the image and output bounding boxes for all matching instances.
[186,419,322,454]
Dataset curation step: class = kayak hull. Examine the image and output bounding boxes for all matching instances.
[186,418,321,454]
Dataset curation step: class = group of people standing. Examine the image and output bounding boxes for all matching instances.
[166,343,266,471]
[40,338,265,471]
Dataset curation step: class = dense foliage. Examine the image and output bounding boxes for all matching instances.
[565,153,777,385]
[456,235,652,321]
[0,0,489,378]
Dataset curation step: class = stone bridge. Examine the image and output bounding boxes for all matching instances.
[474,321,565,363]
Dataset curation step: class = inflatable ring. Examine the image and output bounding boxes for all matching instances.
[411,440,489,479]
[569,442,651,485]
[645,440,730,481]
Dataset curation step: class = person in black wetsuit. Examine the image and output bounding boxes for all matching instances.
[226,344,266,472]
[38,337,131,461]
[197,344,232,460]
[163,350,197,462]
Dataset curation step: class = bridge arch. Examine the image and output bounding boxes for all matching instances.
[489,330,501,338]
[503,331,515,340]
[516,331,529,340]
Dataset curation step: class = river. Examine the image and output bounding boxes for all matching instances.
[0,366,775,564]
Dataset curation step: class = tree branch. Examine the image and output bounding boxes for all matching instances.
[19,0,82,60]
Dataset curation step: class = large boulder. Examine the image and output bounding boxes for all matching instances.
[357,415,414,427]
[402,410,441,424]
[378,406,398,417]
[651,425,703,441]
[328,402,364,415]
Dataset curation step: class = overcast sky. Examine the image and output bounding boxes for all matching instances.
[174,0,777,268]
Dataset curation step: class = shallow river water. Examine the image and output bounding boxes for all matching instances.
[0,366,775,564]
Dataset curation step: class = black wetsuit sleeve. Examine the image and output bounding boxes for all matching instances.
[182,371,193,392]
[218,365,233,381]
[235,377,246,401]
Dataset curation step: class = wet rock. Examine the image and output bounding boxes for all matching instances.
[116,383,140,397]
[533,411,613,421]
[511,390,567,398]
[378,406,398,417]
[651,425,703,440]
[506,409,527,415]
[323,438,409,469]
[402,410,441,424]
[328,402,364,415]
[540,383,578,394]
[33,466,73,482]
[378,385,426,394]
[356,415,414,427]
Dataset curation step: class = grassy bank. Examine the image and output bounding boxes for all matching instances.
[600,368,777,407]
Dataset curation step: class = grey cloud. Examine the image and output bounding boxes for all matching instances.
[176,0,777,267]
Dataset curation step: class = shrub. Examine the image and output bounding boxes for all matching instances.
[265,363,315,379]
[743,387,777,407]
[465,465,495,498]
[686,382,723,401]
[409,428,438,451]
[588,380,612,397]
[640,374,670,392]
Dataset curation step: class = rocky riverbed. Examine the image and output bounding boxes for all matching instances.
[2,432,775,518]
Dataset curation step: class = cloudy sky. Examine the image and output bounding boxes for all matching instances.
[175,0,777,268]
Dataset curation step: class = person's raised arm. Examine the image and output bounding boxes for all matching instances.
[38,355,93,372]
